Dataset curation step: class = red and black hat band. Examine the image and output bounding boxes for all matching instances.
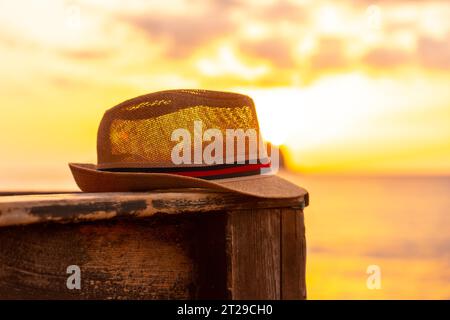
[100,159,271,180]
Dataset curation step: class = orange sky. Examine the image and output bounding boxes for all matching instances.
[1,0,450,189]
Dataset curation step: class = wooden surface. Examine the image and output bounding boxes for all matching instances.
[227,209,281,299]
[0,213,228,299]
[226,209,307,300]
[0,190,308,300]
[0,189,307,227]
[281,209,307,299]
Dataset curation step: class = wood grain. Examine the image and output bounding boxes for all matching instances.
[0,213,229,299]
[281,209,307,300]
[0,190,307,227]
[227,209,281,300]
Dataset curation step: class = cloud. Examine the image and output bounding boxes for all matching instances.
[361,35,450,70]
[254,0,308,22]
[347,0,448,6]
[123,1,237,58]
[120,0,308,60]
[310,37,348,70]
[240,37,295,68]
[60,49,112,60]
[417,35,450,69]
[2,0,450,90]
[363,48,411,68]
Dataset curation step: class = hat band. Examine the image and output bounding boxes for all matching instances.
[100,160,271,180]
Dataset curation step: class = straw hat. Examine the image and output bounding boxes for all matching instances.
[69,89,306,198]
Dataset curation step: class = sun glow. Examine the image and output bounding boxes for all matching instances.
[242,72,450,173]
[1,0,450,187]
[197,45,268,79]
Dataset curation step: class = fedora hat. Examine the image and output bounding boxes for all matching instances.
[69,89,305,198]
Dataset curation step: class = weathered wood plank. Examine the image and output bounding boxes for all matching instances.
[227,209,281,300]
[281,209,307,300]
[0,213,229,300]
[0,190,307,228]
[0,189,308,300]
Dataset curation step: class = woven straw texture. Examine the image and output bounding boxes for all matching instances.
[97,89,263,169]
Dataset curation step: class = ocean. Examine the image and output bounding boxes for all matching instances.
[281,173,450,299]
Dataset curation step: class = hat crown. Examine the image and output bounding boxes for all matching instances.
[97,89,266,169]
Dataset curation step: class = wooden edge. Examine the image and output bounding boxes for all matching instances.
[226,209,281,300]
[0,190,307,228]
[281,209,307,300]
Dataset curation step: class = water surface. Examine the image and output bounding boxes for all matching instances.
[281,173,450,299]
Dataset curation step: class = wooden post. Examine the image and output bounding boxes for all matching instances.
[0,190,308,300]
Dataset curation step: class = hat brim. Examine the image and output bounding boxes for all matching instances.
[69,163,307,199]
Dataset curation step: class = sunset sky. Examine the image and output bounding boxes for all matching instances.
[1,0,450,189]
